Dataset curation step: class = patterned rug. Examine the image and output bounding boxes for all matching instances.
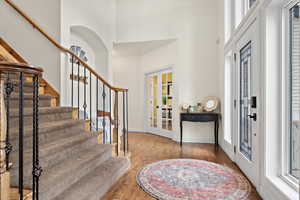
[137,159,251,200]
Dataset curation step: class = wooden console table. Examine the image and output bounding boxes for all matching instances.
[180,112,221,147]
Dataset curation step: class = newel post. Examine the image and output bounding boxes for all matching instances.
[0,73,10,200]
[113,91,120,156]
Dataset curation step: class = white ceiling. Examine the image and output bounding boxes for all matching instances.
[113,39,176,57]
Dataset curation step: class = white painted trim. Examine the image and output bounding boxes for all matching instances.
[173,137,215,144]
[128,129,146,133]
[220,140,235,161]
[225,0,261,51]
[144,65,177,139]
[280,0,300,190]
[260,0,299,199]
[260,176,299,200]
[222,0,300,199]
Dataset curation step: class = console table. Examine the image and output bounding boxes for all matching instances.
[180,112,221,147]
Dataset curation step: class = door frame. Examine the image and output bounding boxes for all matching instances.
[231,16,263,188]
[144,66,175,138]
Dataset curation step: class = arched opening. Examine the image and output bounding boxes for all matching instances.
[70,25,109,78]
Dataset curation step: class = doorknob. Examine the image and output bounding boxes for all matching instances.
[248,113,257,121]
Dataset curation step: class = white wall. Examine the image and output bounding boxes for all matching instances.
[114,0,220,143]
[112,56,143,131]
[116,0,176,42]
[0,0,61,90]
[60,0,117,106]
[0,0,117,103]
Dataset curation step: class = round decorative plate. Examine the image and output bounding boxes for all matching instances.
[137,159,251,200]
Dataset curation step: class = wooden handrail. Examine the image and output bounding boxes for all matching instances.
[0,61,43,75]
[4,0,127,92]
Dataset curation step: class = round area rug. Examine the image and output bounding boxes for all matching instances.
[137,159,251,200]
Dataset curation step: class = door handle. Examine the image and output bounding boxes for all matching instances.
[248,113,257,121]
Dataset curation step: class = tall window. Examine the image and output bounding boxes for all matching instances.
[224,52,233,143]
[288,2,300,180]
[234,0,257,28]
[249,0,256,9]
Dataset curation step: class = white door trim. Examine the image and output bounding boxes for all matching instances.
[144,66,175,139]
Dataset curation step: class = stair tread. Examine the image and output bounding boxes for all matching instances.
[10,134,102,187]
[12,128,92,157]
[39,131,95,156]
[9,106,73,117]
[41,144,112,185]
[10,119,85,139]
[9,92,52,99]
[39,144,114,199]
[9,79,33,86]
[53,157,130,200]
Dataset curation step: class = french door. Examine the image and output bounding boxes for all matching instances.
[234,19,261,186]
[146,69,173,137]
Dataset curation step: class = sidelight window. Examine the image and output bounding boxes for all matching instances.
[287,2,300,180]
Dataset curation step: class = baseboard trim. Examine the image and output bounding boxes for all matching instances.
[129,132,215,144]
[259,176,298,200]
[172,137,215,144]
[128,129,145,133]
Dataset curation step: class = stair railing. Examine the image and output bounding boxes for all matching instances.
[3,0,130,199]
[4,0,129,154]
[0,62,43,200]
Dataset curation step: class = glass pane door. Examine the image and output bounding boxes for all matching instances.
[148,75,158,128]
[147,70,174,135]
[161,72,173,131]
[240,42,252,161]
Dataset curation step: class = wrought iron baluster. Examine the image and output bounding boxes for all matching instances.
[19,72,24,200]
[32,75,42,200]
[5,72,13,171]
[77,61,80,119]
[32,75,36,199]
[102,84,106,144]
[122,91,126,156]
[84,66,87,120]
[96,79,98,131]
[90,72,92,131]
[115,91,119,156]
[126,91,129,153]
[109,88,112,144]
[71,56,74,107]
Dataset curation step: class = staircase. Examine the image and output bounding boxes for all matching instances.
[1,66,130,200]
[0,3,130,197]
[0,1,131,198]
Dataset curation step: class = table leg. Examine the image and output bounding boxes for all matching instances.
[214,120,217,147]
[180,121,183,147]
[216,119,219,147]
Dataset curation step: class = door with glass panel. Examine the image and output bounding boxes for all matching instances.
[146,69,173,137]
[234,19,260,186]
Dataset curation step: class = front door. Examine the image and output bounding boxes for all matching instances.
[146,69,174,137]
[234,19,260,186]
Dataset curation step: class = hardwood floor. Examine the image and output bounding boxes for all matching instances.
[102,132,262,200]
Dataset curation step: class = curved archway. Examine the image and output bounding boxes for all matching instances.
[70,25,108,78]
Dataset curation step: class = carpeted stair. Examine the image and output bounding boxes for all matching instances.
[6,75,130,200]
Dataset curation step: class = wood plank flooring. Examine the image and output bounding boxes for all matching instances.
[102,132,262,200]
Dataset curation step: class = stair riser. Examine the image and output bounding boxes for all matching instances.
[9,122,86,150]
[9,111,73,128]
[4,73,26,81]
[10,136,99,188]
[41,150,112,200]
[6,85,34,93]
[52,158,130,200]
[87,162,130,200]
[9,98,51,108]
